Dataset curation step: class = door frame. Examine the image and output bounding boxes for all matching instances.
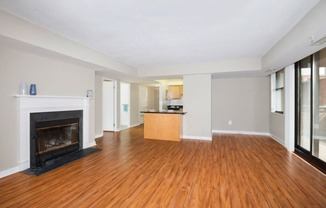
[120,81,130,130]
[102,78,118,132]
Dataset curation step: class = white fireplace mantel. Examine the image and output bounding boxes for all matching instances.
[15,95,93,171]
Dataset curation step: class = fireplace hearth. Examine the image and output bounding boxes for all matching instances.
[30,110,83,169]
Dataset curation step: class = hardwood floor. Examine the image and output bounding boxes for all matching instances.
[0,125,325,207]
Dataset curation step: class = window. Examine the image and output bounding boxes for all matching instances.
[271,69,285,114]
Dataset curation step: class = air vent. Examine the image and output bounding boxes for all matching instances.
[311,35,326,46]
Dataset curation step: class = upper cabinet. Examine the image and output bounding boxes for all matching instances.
[168,85,183,99]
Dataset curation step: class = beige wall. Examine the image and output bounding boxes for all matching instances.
[183,74,212,139]
[147,87,155,110]
[0,38,95,172]
[94,74,103,136]
[130,83,140,127]
[212,76,270,133]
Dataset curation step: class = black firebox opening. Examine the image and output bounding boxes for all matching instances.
[30,110,83,169]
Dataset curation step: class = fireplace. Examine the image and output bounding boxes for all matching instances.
[30,110,83,169]
[13,95,94,175]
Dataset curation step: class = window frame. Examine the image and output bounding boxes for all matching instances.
[271,69,285,114]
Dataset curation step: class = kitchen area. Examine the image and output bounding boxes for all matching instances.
[140,79,186,141]
[166,84,183,111]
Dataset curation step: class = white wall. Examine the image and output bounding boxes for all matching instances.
[138,58,261,77]
[262,1,326,71]
[270,113,285,144]
[284,64,295,151]
[212,76,270,134]
[0,37,95,173]
[183,74,211,139]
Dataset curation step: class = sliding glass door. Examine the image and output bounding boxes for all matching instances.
[295,48,326,172]
[312,49,326,162]
[297,56,312,151]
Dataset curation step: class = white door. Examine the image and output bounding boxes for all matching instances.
[103,80,115,131]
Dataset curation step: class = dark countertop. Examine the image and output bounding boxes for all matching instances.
[140,110,187,115]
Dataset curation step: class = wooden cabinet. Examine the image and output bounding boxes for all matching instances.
[168,85,183,99]
[144,113,184,141]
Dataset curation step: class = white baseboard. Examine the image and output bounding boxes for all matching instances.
[118,123,142,132]
[0,141,98,179]
[269,134,285,145]
[130,123,141,128]
[85,141,97,148]
[18,160,29,171]
[95,133,103,139]
[119,127,127,131]
[0,166,19,179]
[212,130,270,136]
[183,135,212,141]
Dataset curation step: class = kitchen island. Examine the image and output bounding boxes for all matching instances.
[141,111,186,142]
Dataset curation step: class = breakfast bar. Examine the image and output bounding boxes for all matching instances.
[141,111,186,142]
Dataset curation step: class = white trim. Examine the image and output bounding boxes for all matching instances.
[14,95,89,99]
[95,133,104,139]
[271,72,276,112]
[0,166,19,179]
[182,135,212,141]
[130,123,141,128]
[84,141,97,148]
[270,134,285,145]
[284,64,295,151]
[117,123,142,132]
[314,135,326,140]
[212,130,270,136]
[119,126,129,131]
[102,78,116,132]
[270,112,285,117]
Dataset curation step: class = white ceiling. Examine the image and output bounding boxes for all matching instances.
[0,0,320,69]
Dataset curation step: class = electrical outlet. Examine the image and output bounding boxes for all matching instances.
[228,120,232,125]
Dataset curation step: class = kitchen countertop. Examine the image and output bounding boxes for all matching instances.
[140,110,187,115]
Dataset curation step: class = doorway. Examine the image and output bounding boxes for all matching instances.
[138,85,160,124]
[120,82,130,130]
[102,79,116,131]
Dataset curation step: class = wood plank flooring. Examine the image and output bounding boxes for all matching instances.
[0,125,325,207]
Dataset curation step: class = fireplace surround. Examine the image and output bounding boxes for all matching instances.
[15,95,94,171]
